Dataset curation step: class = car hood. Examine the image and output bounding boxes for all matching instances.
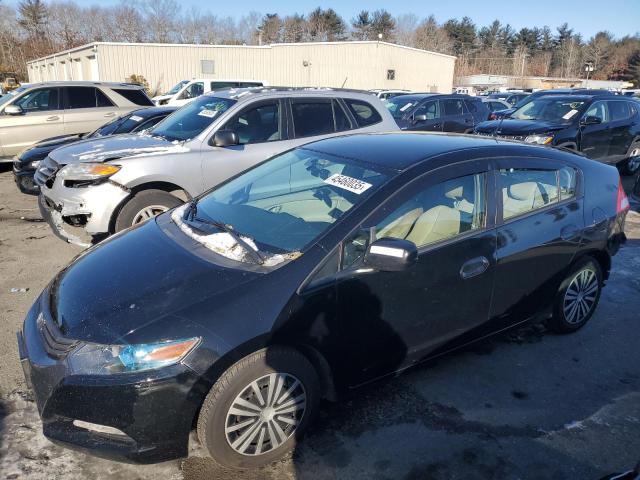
[152,94,172,101]
[48,134,189,166]
[475,119,567,135]
[17,134,83,163]
[48,218,263,345]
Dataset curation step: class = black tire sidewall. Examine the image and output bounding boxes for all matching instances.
[114,189,182,232]
[199,348,320,469]
[551,257,602,333]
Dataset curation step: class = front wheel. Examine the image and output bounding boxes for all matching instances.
[196,347,320,469]
[620,145,640,176]
[114,189,182,232]
[548,257,602,333]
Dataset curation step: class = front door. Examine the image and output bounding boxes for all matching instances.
[0,87,63,156]
[201,99,295,191]
[490,159,584,330]
[335,161,497,384]
[579,100,611,160]
[409,100,443,132]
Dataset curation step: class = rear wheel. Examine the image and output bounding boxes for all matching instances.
[549,257,602,333]
[196,347,320,469]
[114,189,182,232]
[620,144,640,176]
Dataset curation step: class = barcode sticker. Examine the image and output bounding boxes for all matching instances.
[324,174,372,194]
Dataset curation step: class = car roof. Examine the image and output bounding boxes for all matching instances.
[204,87,376,103]
[535,94,594,101]
[22,81,145,89]
[299,132,540,171]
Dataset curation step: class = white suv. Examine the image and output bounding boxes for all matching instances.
[0,81,154,162]
[153,79,264,106]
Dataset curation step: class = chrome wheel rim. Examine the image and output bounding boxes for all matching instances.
[131,205,169,225]
[225,373,306,456]
[563,268,598,324]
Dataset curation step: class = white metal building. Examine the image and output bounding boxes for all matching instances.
[26,41,456,94]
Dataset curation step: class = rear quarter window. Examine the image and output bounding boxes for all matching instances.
[112,88,154,106]
[344,99,383,127]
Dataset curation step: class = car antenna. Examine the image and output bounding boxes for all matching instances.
[492,113,506,139]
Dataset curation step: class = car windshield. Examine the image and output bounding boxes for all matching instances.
[510,98,586,123]
[166,80,189,95]
[149,96,235,142]
[385,96,422,119]
[88,111,155,137]
[172,148,389,266]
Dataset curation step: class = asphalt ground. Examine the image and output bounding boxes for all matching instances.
[1,164,638,480]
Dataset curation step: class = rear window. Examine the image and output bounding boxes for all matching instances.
[443,98,465,116]
[344,99,382,127]
[112,88,154,106]
[464,99,478,113]
[608,101,631,121]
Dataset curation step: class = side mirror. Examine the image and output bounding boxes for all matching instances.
[4,105,23,115]
[413,114,428,123]
[581,115,602,126]
[364,238,418,272]
[212,129,239,147]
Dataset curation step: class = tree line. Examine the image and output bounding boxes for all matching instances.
[1,0,639,86]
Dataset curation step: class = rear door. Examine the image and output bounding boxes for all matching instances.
[0,87,63,156]
[490,158,583,330]
[579,100,611,160]
[62,86,119,135]
[606,99,635,160]
[441,98,473,132]
[336,160,497,383]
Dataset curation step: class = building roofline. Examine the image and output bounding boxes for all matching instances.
[27,40,456,64]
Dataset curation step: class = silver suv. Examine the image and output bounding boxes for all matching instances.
[36,88,399,246]
[0,81,154,162]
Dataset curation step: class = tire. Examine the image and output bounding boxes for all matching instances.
[114,189,182,232]
[620,144,640,176]
[196,347,320,469]
[548,256,603,334]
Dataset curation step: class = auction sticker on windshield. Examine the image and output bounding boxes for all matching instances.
[324,173,373,194]
[563,109,579,120]
[129,115,143,122]
[198,109,219,118]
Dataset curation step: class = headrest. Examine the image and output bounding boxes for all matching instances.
[445,185,464,200]
[508,182,537,201]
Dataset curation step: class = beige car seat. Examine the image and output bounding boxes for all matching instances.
[406,205,461,246]
[502,182,545,219]
[377,207,423,239]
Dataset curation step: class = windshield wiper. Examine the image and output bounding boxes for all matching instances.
[183,207,265,265]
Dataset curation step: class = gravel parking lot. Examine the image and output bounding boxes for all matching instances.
[1,165,639,480]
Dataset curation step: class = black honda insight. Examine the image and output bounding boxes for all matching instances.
[18,132,629,469]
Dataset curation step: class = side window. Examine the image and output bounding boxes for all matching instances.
[225,102,281,144]
[179,82,204,100]
[131,116,165,132]
[344,99,383,127]
[65,87,98,109]
[608,101,631,121]
[442,99,465,116]
[333,100,351,132]
[414,100,439,120]
[211,81,235,90]
[112,88,154,106]
[342,173,487,268]
[559,166,577,200]
[500,168,561,220]
[465,100,478,113]
[14,88,59,112]
[96,88,115,107]
[292,100,335,137]
[584,101,609,123]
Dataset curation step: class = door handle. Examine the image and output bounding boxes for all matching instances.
[433,124,441,129]
[104,112,116,117]
[460,256,490,280]
[560,224,581,241]
[46,115,60,122]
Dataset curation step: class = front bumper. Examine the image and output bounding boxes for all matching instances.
[17,292,202,464]
[13,161,39,195]
[38,180,129,247]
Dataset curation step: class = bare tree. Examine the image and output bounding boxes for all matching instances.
[413,15,452,55]
[395,13,418,46]
[141,0,180,43]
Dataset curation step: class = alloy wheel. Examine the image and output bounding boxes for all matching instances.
[225,373,306,456]
[563,268,599,325]
[131,205,170,225]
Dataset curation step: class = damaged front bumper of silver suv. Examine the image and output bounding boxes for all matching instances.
[38,180,129,247]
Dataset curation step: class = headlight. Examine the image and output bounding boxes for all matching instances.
[524,134,554,145]
[58,163,121,181]
[68,337,200,375]
[28,160,41,169]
